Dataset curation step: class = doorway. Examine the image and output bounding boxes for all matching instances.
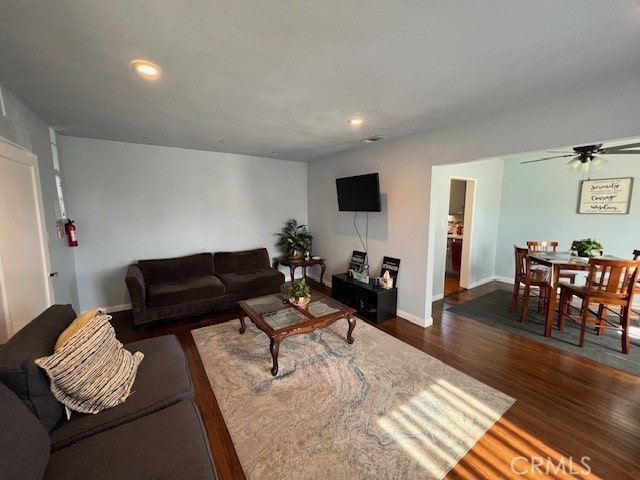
[0,137,53,341]
[444,178,475,297]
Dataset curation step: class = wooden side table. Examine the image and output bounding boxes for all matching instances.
[273,256,326,286]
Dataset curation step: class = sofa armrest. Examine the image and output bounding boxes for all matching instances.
[125,265,146,325]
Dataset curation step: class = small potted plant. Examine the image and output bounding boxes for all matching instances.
[286,279,311,306]
[275,218,313,260]
[570,238,603,258]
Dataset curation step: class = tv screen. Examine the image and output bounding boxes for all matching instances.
[335,173,381,212]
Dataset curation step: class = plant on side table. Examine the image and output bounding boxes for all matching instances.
[570,238,603,257]
[275,218,313,260]
[286,279,311,306]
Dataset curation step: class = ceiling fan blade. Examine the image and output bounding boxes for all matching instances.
[521,154,575,164]
[597,150,640,155]
[600,142,640,152]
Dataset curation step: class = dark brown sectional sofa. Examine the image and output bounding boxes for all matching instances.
[126,248,285,326]
[0,304,217,480]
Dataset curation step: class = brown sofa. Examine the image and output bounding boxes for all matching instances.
[126,248,284,326]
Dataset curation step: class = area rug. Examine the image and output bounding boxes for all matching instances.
[446,289,640,376]
[192,318,514,480]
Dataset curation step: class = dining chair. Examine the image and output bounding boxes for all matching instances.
[527,241,577,284]
[594,249,640,327]
[510,246,551,323]
[557,258,640,354]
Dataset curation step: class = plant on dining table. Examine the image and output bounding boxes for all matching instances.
[570,238,603,257]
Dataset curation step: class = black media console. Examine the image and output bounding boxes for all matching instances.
[331,273,397,324]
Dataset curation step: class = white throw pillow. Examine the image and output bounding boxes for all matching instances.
[35,313,144,414]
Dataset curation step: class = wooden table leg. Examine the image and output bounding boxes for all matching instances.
[239,315,246,334]
[289,266,296,283]
[270,339,280,376]
[346,315,356,344]
[320,261,326,287]
[544,266,560,337]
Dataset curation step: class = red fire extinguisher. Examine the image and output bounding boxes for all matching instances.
[65,219,78,247]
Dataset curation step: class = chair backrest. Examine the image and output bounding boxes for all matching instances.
[514,246,528,278]
[527,241,559,252]
[585,258,640,298]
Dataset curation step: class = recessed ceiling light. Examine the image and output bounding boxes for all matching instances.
[138,135,151,140]
[362,135,388,144]
[130,59,162,79]
[348,117,364,125]
[272,152,280,156]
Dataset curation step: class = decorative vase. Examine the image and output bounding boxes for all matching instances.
[289,250,305,260]
[289,297,310,307]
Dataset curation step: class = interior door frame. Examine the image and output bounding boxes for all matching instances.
[0,136,53,339]
[450,176,476,289]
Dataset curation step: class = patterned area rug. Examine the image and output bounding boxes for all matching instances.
[446,289,640,376]
[192,317,514,479]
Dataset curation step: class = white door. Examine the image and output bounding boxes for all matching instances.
[0,137,53,341]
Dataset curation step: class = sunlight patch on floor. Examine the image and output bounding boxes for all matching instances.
[377,379,504,476]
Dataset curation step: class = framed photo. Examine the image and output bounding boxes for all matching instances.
[578,177,633,214]
[380,256,400,286]
[349,250,367,272]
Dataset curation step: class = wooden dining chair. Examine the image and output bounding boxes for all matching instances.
[595,249,640,326]
[510,246,551,323]
[527,241,559,252]
[557,258,640,354]
[527,241,577,284]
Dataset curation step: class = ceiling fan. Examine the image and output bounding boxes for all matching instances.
[521,141,640,171]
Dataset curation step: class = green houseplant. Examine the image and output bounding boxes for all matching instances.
[286,279,311,306]
[275,218,313,260]
[570,238,603,257]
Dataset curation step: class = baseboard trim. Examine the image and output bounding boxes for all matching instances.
[398,309,431,328]
[104,303,131,314]
[493,275,513,284]
[432,293,444,301]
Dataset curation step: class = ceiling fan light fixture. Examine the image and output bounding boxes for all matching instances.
[591,155,608,169]
[566,157,583,170]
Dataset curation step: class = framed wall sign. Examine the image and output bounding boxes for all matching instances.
[578,177,633,214]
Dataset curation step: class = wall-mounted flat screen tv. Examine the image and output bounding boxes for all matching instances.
[335,173,381,212]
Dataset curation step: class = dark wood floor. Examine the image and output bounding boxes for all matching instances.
[444,273,466,297]
[111,280,640,479]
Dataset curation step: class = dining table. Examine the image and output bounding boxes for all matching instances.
[528,252,619,337]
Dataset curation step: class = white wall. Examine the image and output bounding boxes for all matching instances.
[308,132,432,326]
[0,83,79,308]
[430,158,504,299]
[309,70,640,328]
[59,137,308,311]
[495,154,640,280]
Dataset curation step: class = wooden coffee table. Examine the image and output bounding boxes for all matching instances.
[237,291,356,376]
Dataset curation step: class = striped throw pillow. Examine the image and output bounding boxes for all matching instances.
[35,313,144,414]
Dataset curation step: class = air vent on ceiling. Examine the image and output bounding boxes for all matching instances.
[361,135,388,144]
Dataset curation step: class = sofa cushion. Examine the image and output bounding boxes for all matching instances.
[139,252,215,285]
[0,304,76,431]
[35,313,144,414]
[218,268,285,296]
[45,400,217,480]
[147,276,226,308]
[50,335,194,450]
[0,381,51,480]
[214,248,270,275]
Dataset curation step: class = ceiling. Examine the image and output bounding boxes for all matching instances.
[1,1,640,161]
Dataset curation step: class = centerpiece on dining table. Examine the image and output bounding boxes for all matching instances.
[570,238,603,258]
